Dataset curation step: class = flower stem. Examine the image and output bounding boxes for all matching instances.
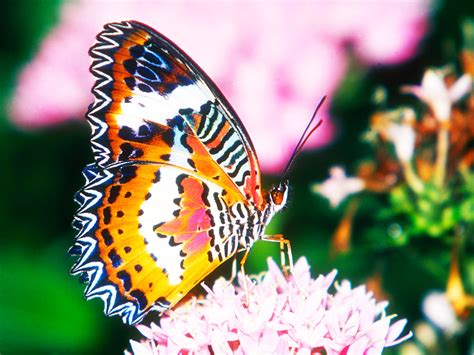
[434,125,449,187]
[401,160,424,193]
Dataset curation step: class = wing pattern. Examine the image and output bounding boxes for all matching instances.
[71,21,268,324]
[72,163,254,324]
[87,21,263,205]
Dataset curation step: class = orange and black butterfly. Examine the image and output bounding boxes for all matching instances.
[70,21,293,325]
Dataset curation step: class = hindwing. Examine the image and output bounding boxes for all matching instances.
[72,163,244,324]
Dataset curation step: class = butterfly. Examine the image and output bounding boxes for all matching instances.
[70,20,293,325]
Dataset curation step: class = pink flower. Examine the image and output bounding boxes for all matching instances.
[9,0,430,172]
[312,167,365,207]
[126,257,412,354]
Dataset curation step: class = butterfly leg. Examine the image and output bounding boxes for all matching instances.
[239,247,251,307]
[262,234,294,276]
[230,252,238,282]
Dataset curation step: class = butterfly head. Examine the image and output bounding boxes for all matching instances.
[268,180,289,213]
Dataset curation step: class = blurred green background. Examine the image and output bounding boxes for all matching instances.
[0,0,473,353]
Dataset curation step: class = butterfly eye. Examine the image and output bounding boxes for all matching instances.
[271,190,284,205]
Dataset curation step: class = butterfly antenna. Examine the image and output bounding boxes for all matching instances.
[282,96,327,179]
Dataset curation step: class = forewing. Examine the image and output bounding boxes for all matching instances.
[71,163,239,325]
[88,21,263,206]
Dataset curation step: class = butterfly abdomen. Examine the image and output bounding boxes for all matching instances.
[205,201,269,264]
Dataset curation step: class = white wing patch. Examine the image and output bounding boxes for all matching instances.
[138,168,184,285]
[118,83,212,128]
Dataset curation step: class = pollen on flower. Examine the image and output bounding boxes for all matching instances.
[126,257,412,354]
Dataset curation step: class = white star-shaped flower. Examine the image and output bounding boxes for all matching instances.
[403,69,472,122]
[313,167,365,207]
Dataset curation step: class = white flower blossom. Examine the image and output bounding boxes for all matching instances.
[385,123,416,162]
[313,167,365,207]
[422,291,463,336]
[403,69,472,122]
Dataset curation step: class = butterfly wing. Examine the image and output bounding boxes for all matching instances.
[88,20,263,206]
[72,163,242,324]
[71,21,264,324]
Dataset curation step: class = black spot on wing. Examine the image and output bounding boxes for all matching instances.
[103,207,112,224]
[180,134,193,154]
[161,128,175,147]
[201,183,210,206]
[108,185,121,203]
[187,158,196,169]
[168,236,180,247]
[124,77,136,90]
[101,228,113,246]
[117,270,132,291]
[119,142,144,160]
[123,59,137,74]
[153,222,164,230]
[209,229,216,246]
[118,121,174,145]
[108,249,122,267]
[129,44,144,59]
[152,170,161,183]
[179,108,193,115]
[130,289,148,310]
[118,165,138,184]
[137,82,153,93]
[176,174,187,194]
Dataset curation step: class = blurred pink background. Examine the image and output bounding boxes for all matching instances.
[10,0,430,172]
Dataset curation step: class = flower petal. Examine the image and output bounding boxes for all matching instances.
[448,74,473,102]
[126,257,411,353]
[385,319,408,344]
[421,69,450,102]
